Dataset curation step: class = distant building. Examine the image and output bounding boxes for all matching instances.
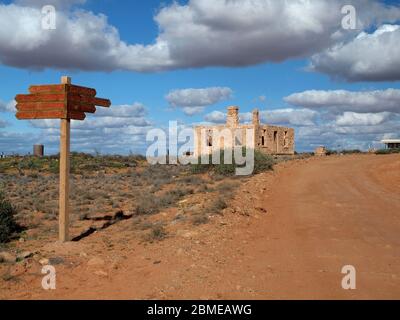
[194,106,295,157]
[314,146,327,157]
[381,139,400,149]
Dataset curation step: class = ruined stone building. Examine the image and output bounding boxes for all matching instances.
[194,106,295,156]
[314,146,327,157]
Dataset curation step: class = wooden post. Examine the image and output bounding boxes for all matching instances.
[15,76,111,242]
[59,76,71,242]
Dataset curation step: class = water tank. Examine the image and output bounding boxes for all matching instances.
[33,144,44,157]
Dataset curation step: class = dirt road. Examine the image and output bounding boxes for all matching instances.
[2,154,400,299]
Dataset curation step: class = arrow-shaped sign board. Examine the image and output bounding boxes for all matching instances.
[15,83,110,121]
[14,76,112,242]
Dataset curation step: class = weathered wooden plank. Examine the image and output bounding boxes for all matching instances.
[68,93,94,104]
[68,102,96,113]
[68,93,110,108]
[16,108,86,120]
[93,97,111,107]
[16,102,66,112]
[67,85,96,97]
[29,84,66,94]
[16,110,67,120]
[67,111,86,120]
[15,93,66,103]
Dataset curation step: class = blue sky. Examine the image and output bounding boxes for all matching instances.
[0,0,400,155]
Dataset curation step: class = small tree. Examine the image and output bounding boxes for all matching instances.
[0,192,20,243]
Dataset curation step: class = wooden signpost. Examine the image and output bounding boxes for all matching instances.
[15,76,111,242]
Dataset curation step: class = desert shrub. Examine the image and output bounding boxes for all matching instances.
[0,192,21,243]
[300,152,315,158]
[198,184,214,193]
[145,225,167,242]
[135,195,156,216]
[33,198,46,212]
[135,188,194,215]
[171,188,194,197]
[253,150,275,173]
[179,176,206,185]
[215,181,236,194]
[128,154,146,162]
[82,192,96,201]
[341,149,362,154]
[190,161,212,174]
[17,157,43,171]
[192,214,209,225]
[49,160,59,174]
[157,188,194,207]
[191,149,274,176]
[140,164,185,186]
[214,164,236,176]
[0,159,16,173]
[375,148,400,155]
[8,152,146,174]
[326,150,338,156]
[375,149,390,155]
[213,149,275,175]
[209,197,228,214]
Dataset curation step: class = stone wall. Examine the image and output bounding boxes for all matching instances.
[194,107,295,157]
[257,125,295,155]
[226,106,239,128]
[194,125,255,156]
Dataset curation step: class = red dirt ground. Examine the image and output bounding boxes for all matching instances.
[1,154,399,299]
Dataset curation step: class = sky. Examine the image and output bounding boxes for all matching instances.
[0,0,399,155]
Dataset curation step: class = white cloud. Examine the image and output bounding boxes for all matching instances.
[382,132,399,140]
[0,118,8,128]
[335,112,392,126]
[181,106,206,116]
[1,1,400,74]
[332,119,400,135]
[24,102,153,154]
[74,116,151,129]
[310,24,400,81]
[15,0,86,9]
[0,100,7,112]
[258,96,267,102]
[29,119,58,129]
[0,90,152,154]
[0,130,39,154]
[285,89,400,114]
[166,87,233,116]
[260,108,318,126]
[204,110,226,123]
[93,102,147,118]
[0,3,172,71]
[0,100,13,128]
[204,108,317,126]
[283,88,400,150]
[31,103,151,129]
[295,119,400,151]
[153,0,400,70]
[0,100,16,112]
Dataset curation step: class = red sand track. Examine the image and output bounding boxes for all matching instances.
[2,154,400,299]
